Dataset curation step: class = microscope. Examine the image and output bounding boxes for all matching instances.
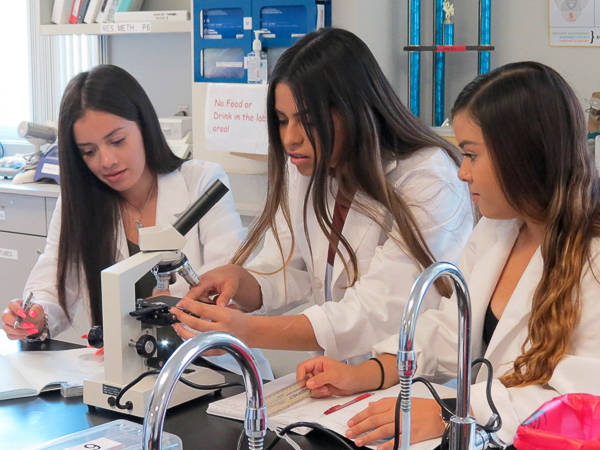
[84,180,229,417]
[0,121,57,183]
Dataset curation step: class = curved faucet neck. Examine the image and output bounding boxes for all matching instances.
[398,262,473,419]
[142,332,267,450]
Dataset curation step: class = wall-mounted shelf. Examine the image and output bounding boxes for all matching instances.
[39,21,192,36]
[38,0,192,36]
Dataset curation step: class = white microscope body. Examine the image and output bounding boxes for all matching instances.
[84,181,228,417]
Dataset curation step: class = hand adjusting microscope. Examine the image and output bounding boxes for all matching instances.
[84,179,230,417]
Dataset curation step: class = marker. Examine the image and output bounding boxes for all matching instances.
[14,292,34,330]
[323,393,373,415]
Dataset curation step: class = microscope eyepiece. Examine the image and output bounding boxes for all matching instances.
[173,179,229,237]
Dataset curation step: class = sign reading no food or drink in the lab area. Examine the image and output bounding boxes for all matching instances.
[205,83,268,155]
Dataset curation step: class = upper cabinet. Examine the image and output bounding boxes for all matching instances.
[38,0,192,35]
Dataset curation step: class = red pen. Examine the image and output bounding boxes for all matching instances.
[323,393,373,415]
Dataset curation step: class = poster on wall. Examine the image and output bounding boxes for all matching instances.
[205,83,268,155]
[549,0,600,46]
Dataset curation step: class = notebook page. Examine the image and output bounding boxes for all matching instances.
[208,372,456,448]
[6,348,104,394]
[314,382,456,449]
[0,355,36,400]
[207,373,299,421]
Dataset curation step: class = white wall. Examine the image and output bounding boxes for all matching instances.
[334,1,600,123]
[113,1,600,210]
[109,33,192,118]
[492,0,600,104]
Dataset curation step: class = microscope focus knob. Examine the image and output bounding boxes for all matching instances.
[130,334,157,358]
[87,325,103,349]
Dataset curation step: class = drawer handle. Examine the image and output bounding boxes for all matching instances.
[36,250,42,255]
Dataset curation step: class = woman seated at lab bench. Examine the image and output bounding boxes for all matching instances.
[0,65,247,345]
[296,61,600,448]
[171,28,473,363]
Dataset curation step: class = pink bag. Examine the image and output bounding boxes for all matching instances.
[514,393,600,450]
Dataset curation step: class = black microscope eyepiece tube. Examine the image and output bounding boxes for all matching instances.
[173,179,229,236]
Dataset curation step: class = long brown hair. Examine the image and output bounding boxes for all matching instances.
[232,28,460,296]
[452,61,600,387]
[57,65,184,326]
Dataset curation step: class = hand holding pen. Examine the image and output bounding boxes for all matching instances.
[14,292,34,329]
[1,293,45,340]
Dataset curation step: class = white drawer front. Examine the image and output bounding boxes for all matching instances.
[0,193,47,236]
[0,231,46,310]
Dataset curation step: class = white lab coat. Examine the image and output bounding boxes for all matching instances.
[374,217,600,444]
[248,147,473,361]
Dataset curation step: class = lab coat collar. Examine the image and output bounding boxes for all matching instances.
[115,168,190,260]
[155,168,191,226]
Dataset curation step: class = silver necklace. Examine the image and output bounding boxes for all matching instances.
[122,181,157,229]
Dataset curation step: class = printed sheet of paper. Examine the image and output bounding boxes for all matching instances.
[205,83,268,155]
[549,0,600,46]
[208,372,456,449]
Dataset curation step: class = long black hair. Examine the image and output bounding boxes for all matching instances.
[57,64,184,326]
[232,28,459,296]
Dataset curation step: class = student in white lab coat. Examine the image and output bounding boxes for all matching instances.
[171,28,472,362]
[0,65,246,344]
[295,61,600,447]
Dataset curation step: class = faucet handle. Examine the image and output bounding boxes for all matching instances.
[487,431,508,449]
[475,427,507,450]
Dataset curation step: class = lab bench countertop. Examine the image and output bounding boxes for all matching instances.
[0,179,60,198]
[0,336,356,450]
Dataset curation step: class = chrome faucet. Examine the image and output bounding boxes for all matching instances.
[397,262,488,450]
[142,331,267,450]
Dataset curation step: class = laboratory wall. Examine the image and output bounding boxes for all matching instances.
[107,0,600,210]
[110,0,600,131]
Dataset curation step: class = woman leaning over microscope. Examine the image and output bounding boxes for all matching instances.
[295,61,600,447]
[171,28,473,363]
[1,65,246,342]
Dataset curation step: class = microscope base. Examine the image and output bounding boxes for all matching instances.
[83,366,225,417]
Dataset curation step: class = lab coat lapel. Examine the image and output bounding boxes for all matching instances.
[331,199,375,286]
[155,169,191,229]
[483,248,542,369]
[465,220,521,362]
[116,220,128,260]
[296,174,326,277]
[330,161,399,288]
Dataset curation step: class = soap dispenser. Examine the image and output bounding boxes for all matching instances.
[246,30,268,84]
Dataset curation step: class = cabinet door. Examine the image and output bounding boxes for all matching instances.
[0,193,47,236]
[0,232,46,313]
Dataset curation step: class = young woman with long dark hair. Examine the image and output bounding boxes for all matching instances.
[171,28,472,363]
[1,65,246,342]
[295,61,600,447]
